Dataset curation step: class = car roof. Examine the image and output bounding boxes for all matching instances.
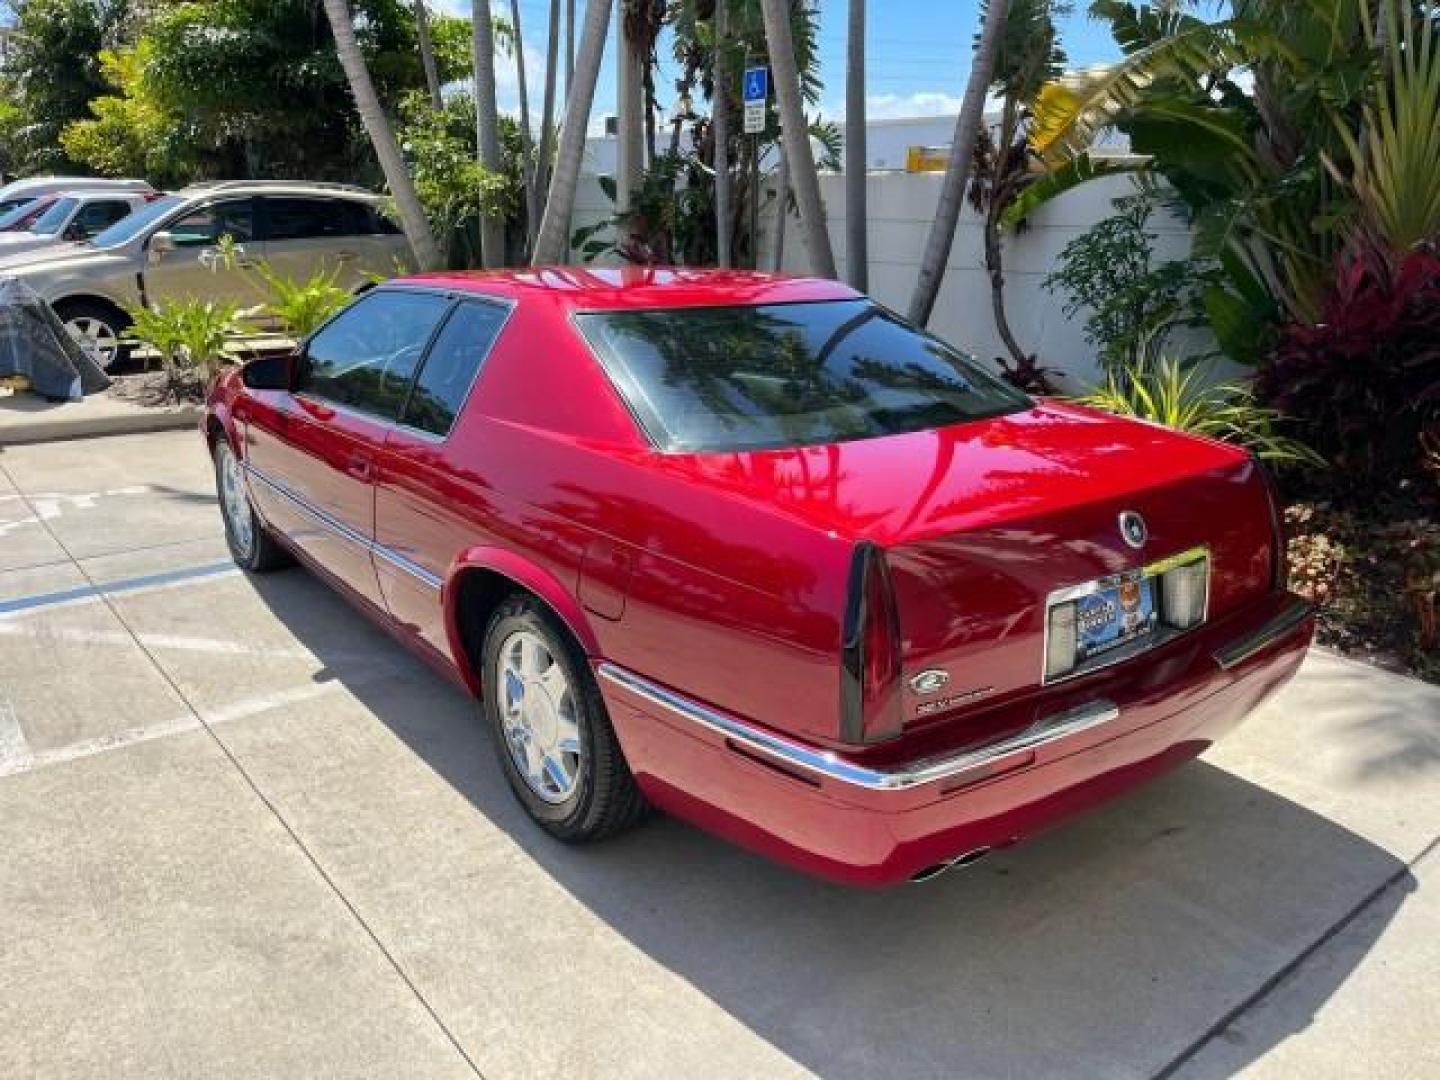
[0,177,152,198]
[177,181,380,202]
[394,266,862,310]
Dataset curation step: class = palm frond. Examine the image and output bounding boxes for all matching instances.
[1001,152,1142,227]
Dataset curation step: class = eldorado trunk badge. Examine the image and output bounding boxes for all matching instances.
[1119,511,1149,549]
[909,669,950,695]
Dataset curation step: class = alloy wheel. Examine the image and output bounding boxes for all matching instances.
[496,629,583,804]
[65,316,120,369]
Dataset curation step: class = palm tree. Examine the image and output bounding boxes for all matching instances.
[534,0,561,250]
[844,0,867,290]
[471,0,507,267]
[759,0,836,278]
[966,0,1067,375]
[565,0,576,95]
[616,2,646,215]
[415,0,443,109]
[907,0,1010,326]
[509,0,537,247]
[321,0,443,270]
[534,0,614,264]
[713,0,733,267]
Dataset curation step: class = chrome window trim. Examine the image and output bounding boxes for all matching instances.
[1041,546,1211,686]
[597,662,1120,793]
[244,462,442,592]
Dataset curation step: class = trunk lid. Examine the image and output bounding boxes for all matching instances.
[665,402,1277,729]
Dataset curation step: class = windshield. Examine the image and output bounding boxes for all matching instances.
[88,195,181,248]
[29,197,77,235]
[0,198,44,230]
[576,299,1031,453]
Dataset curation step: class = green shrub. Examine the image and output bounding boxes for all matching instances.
[251,261,351,338]
[1077,354,1322,466]
[124,299,241,384]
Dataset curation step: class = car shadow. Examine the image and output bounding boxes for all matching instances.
[247,569,1414,1079]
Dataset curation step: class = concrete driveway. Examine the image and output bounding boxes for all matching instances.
[0,429,1437,1080]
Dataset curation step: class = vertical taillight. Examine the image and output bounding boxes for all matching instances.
[840,542,904,744]
[1254,456,1288,590]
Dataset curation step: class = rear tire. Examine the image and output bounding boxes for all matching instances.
[214,440,291,572]
[480,594,647,842]
[54,299,130,371]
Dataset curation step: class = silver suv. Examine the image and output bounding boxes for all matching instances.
[0,181,412,368]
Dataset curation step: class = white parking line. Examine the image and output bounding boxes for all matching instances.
[0,698,34,774]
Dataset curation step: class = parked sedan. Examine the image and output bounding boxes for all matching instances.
[205,268,1314,886]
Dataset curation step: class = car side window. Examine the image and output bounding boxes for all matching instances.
[73,200,134,236]
[264,197,359,241]
[400,300,509,437]
[298,291,451,421]
[167,200,254,247]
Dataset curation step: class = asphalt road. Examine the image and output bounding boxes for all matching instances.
[1,429,1437,1079]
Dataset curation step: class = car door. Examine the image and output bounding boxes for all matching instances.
[373,298,513,656]
[244,288,453,610]
[142,197,270,312]
[258,196,392,293]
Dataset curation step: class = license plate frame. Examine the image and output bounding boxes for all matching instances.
[1073,573,1159,664]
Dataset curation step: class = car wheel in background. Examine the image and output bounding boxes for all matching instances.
[480,594,648,842]
[53,299,130,370]
[214,440,291,572]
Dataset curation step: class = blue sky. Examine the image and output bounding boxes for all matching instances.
[468,1,1125,123]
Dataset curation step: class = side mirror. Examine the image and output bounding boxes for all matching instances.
[148,231,176,263]
[241,352,296,392]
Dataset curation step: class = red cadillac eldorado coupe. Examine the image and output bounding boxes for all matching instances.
[205,267,1314,885]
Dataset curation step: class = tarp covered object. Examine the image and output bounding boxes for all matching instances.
[0,277,111,400]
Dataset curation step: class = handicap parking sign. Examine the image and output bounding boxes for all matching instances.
[743,67,769,104]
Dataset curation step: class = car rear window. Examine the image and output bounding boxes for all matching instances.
[575,299,1030,453]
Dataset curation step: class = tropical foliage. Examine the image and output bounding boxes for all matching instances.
[123,298,243,386]
[1078,354,1323,465]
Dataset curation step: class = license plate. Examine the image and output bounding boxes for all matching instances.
[1075,575,1158,664]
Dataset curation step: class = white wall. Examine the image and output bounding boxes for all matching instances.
[567,168,1204,392]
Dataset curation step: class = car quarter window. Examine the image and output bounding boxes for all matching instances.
[167,199,254,246]
[298,291,451,420]
[400,300,510,437]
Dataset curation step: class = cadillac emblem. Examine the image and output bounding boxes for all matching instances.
[1119,511,1148,550]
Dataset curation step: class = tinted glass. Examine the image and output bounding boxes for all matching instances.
[265,197,358,241]
[0,198,44,229]
[576,300,1031,452]
[73,200,135,235]
[30,198,78,235]
[90,195,181,247]
[0,198,28,217]
[401,301,508,436]
[167,200,254,246]
[300,291,451,419]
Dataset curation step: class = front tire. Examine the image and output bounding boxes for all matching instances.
[214,440,290,572]
[55,299,130,371]
[480,594,647,841]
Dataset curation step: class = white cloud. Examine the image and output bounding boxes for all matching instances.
[863,91,967,120]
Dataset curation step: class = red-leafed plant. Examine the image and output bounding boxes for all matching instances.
[1258,245,1440,486]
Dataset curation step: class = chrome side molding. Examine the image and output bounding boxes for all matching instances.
[597,662,1121,793]
[1213,597,1312,671]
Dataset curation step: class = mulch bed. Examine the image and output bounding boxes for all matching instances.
[1285,491,1439,683]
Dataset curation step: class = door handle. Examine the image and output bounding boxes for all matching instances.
[346,453,373,480]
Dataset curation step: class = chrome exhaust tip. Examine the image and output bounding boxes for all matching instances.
[908,846,992,884]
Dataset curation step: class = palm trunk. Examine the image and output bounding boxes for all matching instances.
[615,2,644,215]
[509,0,536,249]
[533,0,561,250]
[565,0,575,96]
[415,0,443,110]
[472,0,507,266]
[985,200,1027,367]
[759,0,836,278]
[771,138,789,271]
[712,0,732,267]
[322,0,442,270]
[907,0,1009,326]
[534,0,613,264]
[844,0,867,290]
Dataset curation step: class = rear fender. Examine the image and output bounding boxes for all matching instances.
[444,547,601,694]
